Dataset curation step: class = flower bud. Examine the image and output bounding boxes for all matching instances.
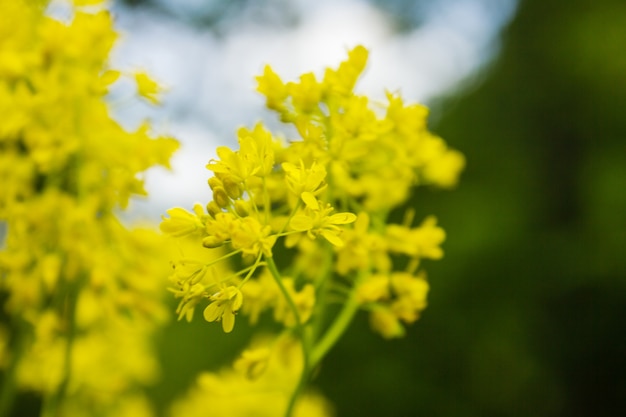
[208,177,223,191]
[213,187,230,208]
[202,236,224,248]
[223,178,243,199]
[206,201,222,218]
[234,200,250,217]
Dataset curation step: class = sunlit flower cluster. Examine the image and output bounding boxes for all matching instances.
[0,1,177,416]
[161,45,464,416]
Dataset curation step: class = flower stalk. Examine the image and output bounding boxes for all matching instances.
[160,44,464,416]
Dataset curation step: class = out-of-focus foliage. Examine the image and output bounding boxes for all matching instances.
[0,1,177,416]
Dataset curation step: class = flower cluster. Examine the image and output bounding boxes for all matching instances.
[170,336,334,417]
[0,1,177,416]
[161,45,464,416]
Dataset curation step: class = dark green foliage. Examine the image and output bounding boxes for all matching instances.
[316,0,626,415]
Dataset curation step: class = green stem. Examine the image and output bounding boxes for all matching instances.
[310,287,359,368]
[236,253,264,289]
[42,280,80,417]
[277,199,302,236]
[310,245,335,343]
[0,368,17,417]
[0,323,28,417]
[201,248,243,268]
[266,257,311,417]
[262,177,271,224]
[243,184,261,218]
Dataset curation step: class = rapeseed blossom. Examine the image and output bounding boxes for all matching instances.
[161,45,464,417]
[203,285,243,333]
[0,1,177,416]
[170,336,334,417]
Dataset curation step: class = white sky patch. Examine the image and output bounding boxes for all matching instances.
[126,120,217,220]
[110,0,517,217]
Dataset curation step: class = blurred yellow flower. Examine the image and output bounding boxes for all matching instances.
[134,71,163,104]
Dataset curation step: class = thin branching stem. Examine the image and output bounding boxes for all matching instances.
[266,257,311,417]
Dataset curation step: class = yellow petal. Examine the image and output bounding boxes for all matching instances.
[101,70,120,85]
[320,230,345,247]
[300,192,319,210]
[290,215,313,231]
[329,212,357,225]
[134,71,161,104]
[222,311,235,333]
[203,303,221,322]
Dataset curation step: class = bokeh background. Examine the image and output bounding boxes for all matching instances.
[100,0,626,415]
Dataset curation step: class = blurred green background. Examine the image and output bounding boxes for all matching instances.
[324,0,626,415]
[135,0,626,415]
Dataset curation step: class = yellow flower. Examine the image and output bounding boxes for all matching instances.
[160,206,205,237]
[282,160,327,201]
[230,217,277,257]
[356,273,390,304]
[1,2,178,414]
[160,44,465,401]
[237,123,276,177]
[256,65,288,113]
[203,285,244,333]
[422,147,466,188]
[287,72,323,114]
[390,272,429,323]
[369,306,405,339]
[134,71,162,104]
[290,193,356,247]
[169,336,334,417]
[335,212,391,275]
[170,259,206,284]
[233,347,272,380]
[322,45,368,98]
[204,212,236,247]
[73,0,107,5]
[385,215,446,260]
[208,146,258,184]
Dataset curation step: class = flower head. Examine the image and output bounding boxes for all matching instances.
[134,71,162,104]
[289,193,356,247]
[160,205,205,237]
[203,285,243,333]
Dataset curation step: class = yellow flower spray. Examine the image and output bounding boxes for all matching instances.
[161,46,464,416]
[0,1,177,416]
[0,1,464,415]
